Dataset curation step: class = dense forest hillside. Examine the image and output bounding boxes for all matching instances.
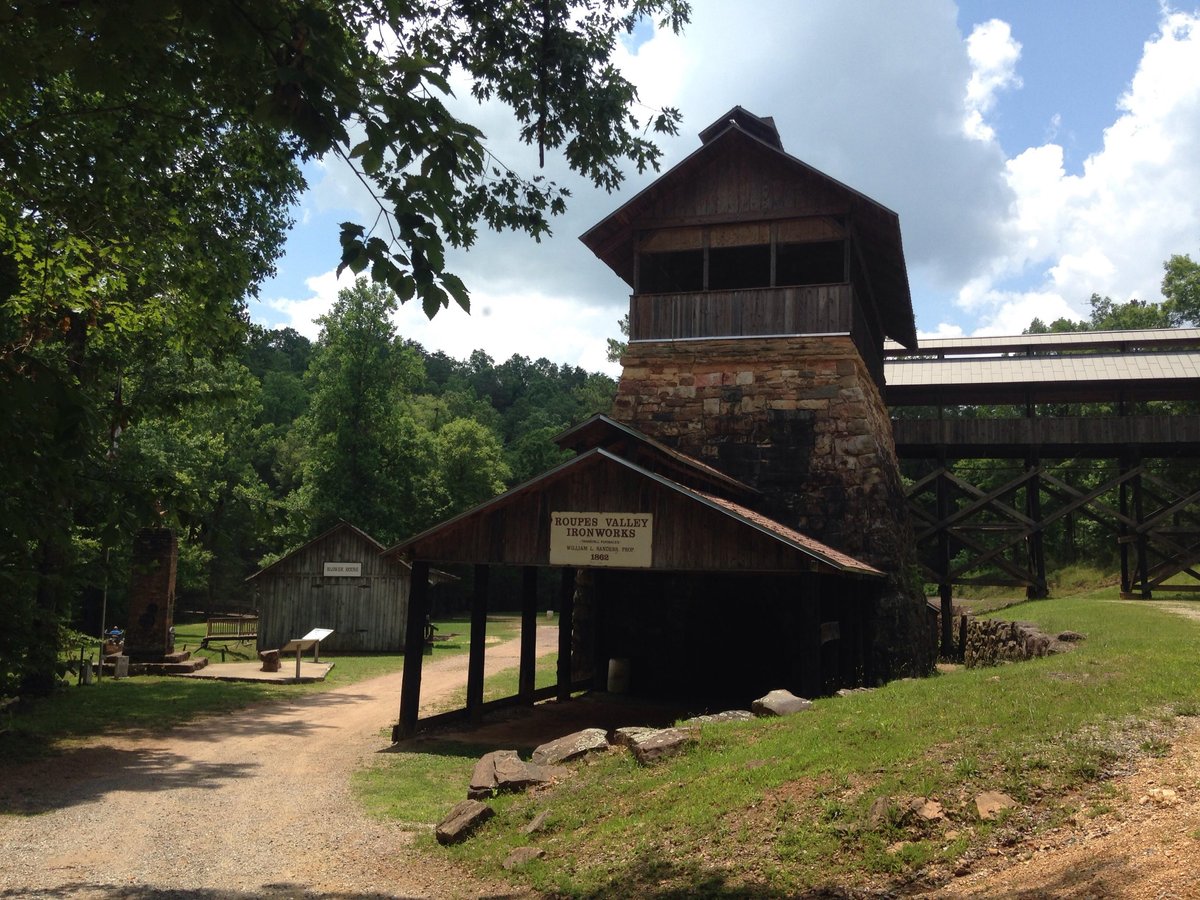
[4,278,616,682]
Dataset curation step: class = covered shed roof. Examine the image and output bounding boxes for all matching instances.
[885,349,1200,405]
[247,520,454,584]
[385,447,880,577]
[554,413,759,502]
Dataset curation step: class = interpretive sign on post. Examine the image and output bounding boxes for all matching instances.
[549,511,653,568]
[323,561,361,577]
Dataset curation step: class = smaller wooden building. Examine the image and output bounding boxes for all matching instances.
[385,416,886,739]
[248,522,448,653]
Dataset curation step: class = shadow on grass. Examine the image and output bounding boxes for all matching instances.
[570,848,866,898]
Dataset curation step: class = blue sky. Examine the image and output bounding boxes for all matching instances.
[252,1,1200,373]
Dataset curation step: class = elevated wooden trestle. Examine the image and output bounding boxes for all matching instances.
[885,329,1200,654]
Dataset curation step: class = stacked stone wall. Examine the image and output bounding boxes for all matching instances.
[964,618,1073,668]
[615,337,908,572]
[613,336,932,677]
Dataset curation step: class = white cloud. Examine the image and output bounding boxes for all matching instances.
[918,322,966,341]
[957,9,1200,336]
[973,290,1081,335]
[257,3,1200,365]
[963,19,1023,142]
[264,268,350,340]
[263,269,624,375]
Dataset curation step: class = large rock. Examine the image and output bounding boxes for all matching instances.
[531,728,609,765]
[502,846,545,870]
[468,750,566,799]
[436,799,494,845]
[523,809,551,835]
[751,689,814,717]
[974,791,1017,821]
[680,710,755,726]
[910,798,944,822]
[625,726,699,765]
[611,726,659,748]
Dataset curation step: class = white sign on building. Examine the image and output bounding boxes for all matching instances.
[549,512,653,568]
[323,561,362,577]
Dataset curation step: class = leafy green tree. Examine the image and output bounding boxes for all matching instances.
[294,280,444,543]
[1,0,687,319]
[114,355,275,613]
[607,313,631,363]
[1,0,688,693]
[1028,293,1171,335]
[1162,252,1200,326]
[434,419,512,514]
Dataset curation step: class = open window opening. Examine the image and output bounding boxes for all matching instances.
[639,249,704,293]
[776,240,845,286]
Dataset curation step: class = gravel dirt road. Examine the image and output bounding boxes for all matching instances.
[0,629,556,899]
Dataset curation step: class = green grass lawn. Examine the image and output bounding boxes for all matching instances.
[355,592,1200,897]
[3,614,525,762]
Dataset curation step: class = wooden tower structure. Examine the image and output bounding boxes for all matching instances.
[582,107,931,676]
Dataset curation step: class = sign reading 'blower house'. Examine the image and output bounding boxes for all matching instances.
[549,511,653,568]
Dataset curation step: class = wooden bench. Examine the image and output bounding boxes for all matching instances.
[199,616,259,649]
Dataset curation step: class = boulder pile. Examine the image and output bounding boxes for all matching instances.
[435,688,819,847]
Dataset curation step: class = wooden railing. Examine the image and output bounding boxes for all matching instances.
[629,283,855,341]
[628,283,883,385]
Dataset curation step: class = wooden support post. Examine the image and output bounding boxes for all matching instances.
[591,573,607,691]
[938,583,953,660]
[1120,458,1132,595]
[1133,463,1151,599]
[557,568,575,701]
[1025,457,1048,599]
[800,574,823,698]
[395,560,430,742]
[862,588,877,687]
[466,564,489,718]
[854,587,868,686]
[519,566,538,703]
[838,588,857,689]
[936,464,954,657]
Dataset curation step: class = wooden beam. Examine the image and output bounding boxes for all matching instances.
[467,564,489,717]
[1025,456,1048,599]
[800,574,822,698]
[395,560,430,741]
[519,566,538,703]
[557,568,576,702]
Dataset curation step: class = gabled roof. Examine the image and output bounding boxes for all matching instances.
[246,520,456,584]
[247,521,387,582]
[699,105,783,149]
[553,413,758,502]
[580,108,917,349]
[385,447,881,577]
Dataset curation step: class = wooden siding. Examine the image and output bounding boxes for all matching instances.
[251,526,410,652]
[629,282,883,386]
[641,146,851,226]
[402,455,832,574]
[892,415,1200,459]
[630,284,853,340]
